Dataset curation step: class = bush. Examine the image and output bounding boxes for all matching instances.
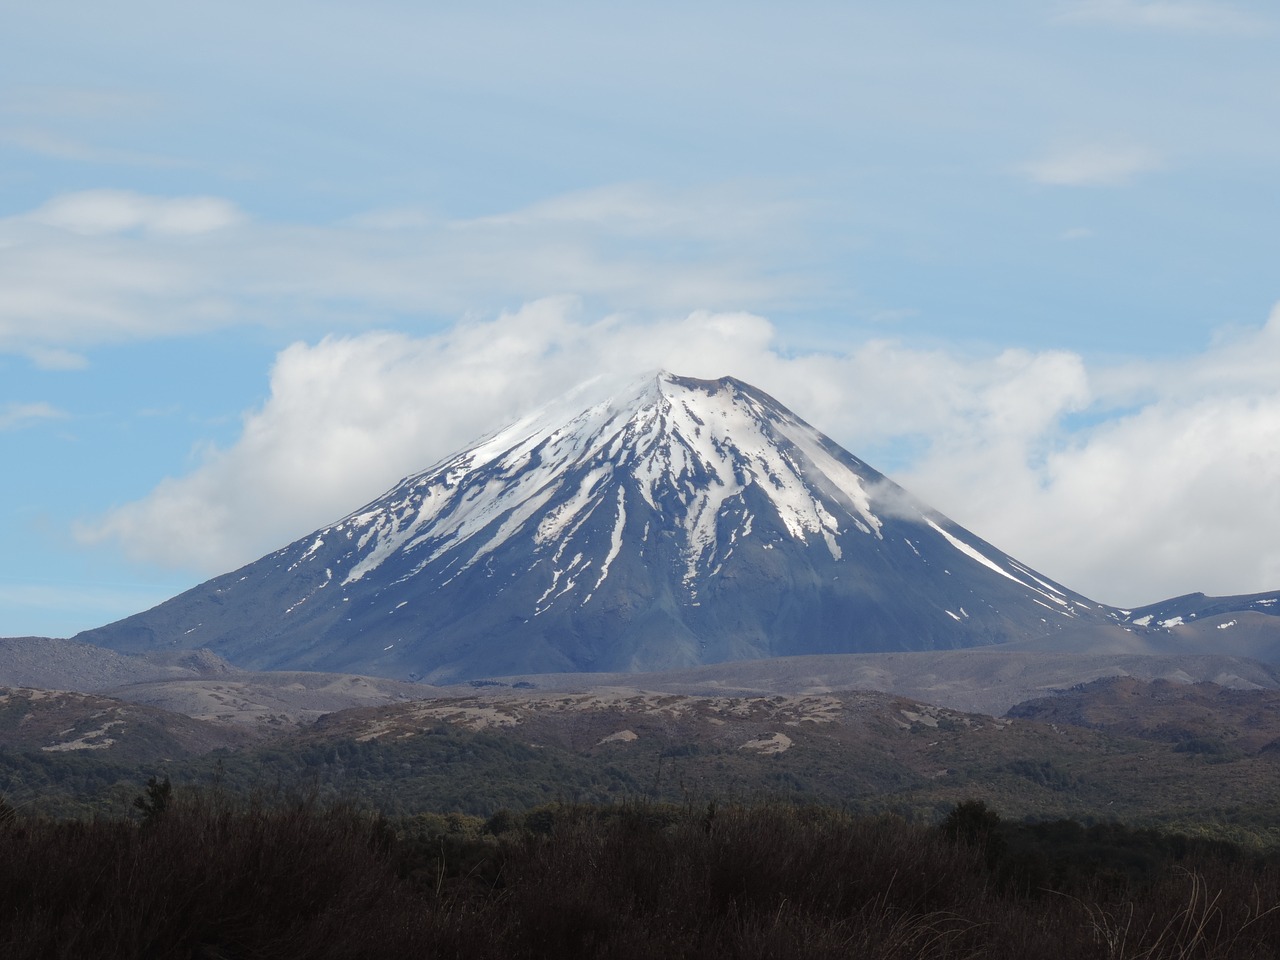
[131,775,172,826]
[940,798,1006,868]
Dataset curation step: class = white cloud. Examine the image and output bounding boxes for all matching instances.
[899,303,1280,605]
[0,401,66,431]
[1058,0,1272,34]
[0,127,179,167]
[26,190,244,236]
[81,301,1280,610]
[915,391,1280,605]
[0,86,158,120]
[1022,144,1161,186]
[0,185,798,355]
[468,183,796,242]
[25,346,89,370]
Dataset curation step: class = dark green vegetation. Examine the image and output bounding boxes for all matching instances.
[12,686,1280,849]
[7,680,1280,845]
[2,792,1279,959]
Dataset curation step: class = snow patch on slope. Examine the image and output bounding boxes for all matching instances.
[924,518,1072,612]
[584,487,627,604]
[333,373,892,593]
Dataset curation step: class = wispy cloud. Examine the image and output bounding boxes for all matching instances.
[1021,144,1161,186]
[1059,226,1095,241]
[1058,0,1272,34]
[0,185,802,356]
[0,127,180,167]
[0,401,66,431]
[26,190,244,236]
[0,85,159,120]
[24,346,89,371]
[466,183,798,241]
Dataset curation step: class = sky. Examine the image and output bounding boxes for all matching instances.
[2,0,1279,637]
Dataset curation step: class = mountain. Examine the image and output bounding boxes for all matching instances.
[1121,591,1280,629]
[78,372,1126,682]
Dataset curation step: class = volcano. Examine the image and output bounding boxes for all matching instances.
[77,372,1121,681]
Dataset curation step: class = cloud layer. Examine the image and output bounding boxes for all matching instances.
[0,186,799,362]
[82,301,1280,608]
[1059,0,1271,34]
[0,401,66,431]
[29,190,243,236]
[1022,144,1161,186]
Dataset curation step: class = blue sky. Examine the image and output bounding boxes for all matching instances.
[3,0,1279,637]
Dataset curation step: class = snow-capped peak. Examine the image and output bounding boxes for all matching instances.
[334,372,884,591]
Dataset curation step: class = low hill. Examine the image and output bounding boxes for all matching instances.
[0,687,254,761]
[6,676,1280,844]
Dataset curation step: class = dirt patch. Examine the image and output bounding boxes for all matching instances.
[739,732,792,754]
[599,729,639,744]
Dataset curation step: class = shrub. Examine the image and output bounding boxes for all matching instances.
[3,794,1280,959]
[131,775,172,827]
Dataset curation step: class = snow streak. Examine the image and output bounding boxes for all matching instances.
[332,373,887,595]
